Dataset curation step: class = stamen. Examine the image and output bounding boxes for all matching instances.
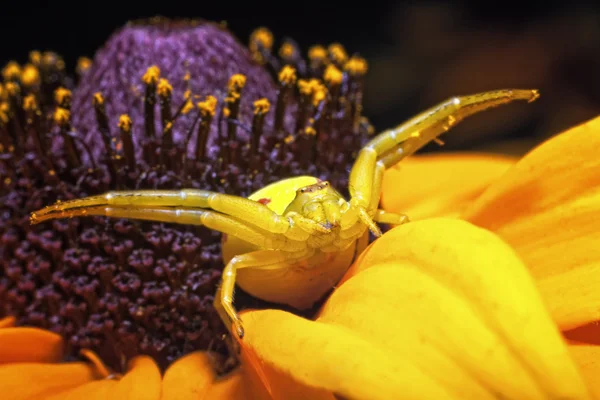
[92,93,118,180]
[142,65,160,139]
[118,114,136,172]
[2,61,21,82]
[29,51,42,67]
[328,43,348,67]
[249,27,274,65]
[301,79,327,138]
[308,45,328,75]
[323,64,342,107]
[76,57,92,77]
[40,52,66,99]
[23,95,51,168]
[5,82,24,152]
[344,56,368,133]
[274,65,296,133]
[54,107,80,168]
[157,78,173,149]
[0,102,12,151]
[93,93,113,152]
[296,79,313,134]
[223,74,246,164]
[278,39,302,73]
[195,95,217,161]
[250,98,270,154]
[54,87,72,110]
[20,64,41,91]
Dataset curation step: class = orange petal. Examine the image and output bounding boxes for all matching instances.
[463,116,600,330]
[0,327,64,364]
[162,351,265,400]
[381,153,515,220]
[241,219,591,399]
[41,380,118,400]
[568,344,600,399]
[161,352,217,400]
[0,316,15,328]
[0,362,98,400]
[205,367,263,400]
[111,356,161,400]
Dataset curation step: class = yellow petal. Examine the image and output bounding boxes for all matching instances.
[463,116,600,330]
[162,352,214,399]
[242,309,445,400]
[205,368,262,400]
[381,153,515,220]
[241,219,591,399]
[111,356,161,400]
[162,351,266,400]
[568,345,600,399]
[41,380,118,400]
[0,327,64,364]
[0,362,98,400]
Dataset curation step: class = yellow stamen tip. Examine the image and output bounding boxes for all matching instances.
[197,95,218,116]
[76,57,92,75]
[29,51,42,66]
[324,64,343,86]
[5,82,19,96]
[142,65,161,85]
[2,61,21,81]
[305,126,317,136]
[279,41,295,58]
[278,65,297,86]
[182,99,194,115]
[157,78,173,97]
[93,92,104,106]
[308,45,327,62]
[328,43,348,65]
[228,74,246,92]
[23,94,38,112]
[249,27,274,51]
[344,55,368,75]
[21,64,40,87]
[54,87,72,106]
[54,108,70,125]
[284,134,295,144]
[118,114,132,132]
[253,98,271,115]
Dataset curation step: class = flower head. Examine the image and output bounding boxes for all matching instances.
[0,17,371,375]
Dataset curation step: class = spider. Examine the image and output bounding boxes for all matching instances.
[30,89,539,339]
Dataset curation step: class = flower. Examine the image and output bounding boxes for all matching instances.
[3,16,598,400]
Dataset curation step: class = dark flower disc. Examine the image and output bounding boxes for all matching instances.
[0,17,373,372]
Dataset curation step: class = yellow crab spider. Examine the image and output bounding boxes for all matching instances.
[30,89,539,339]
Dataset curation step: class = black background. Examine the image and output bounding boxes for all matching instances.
[2,0,598,152]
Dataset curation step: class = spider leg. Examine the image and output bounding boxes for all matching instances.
[31,205,305,252]
[373,209,410,226]
[30,189,329,239]
[348,89,539,236]
[214,248,314,338]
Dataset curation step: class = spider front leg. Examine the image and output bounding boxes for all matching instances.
[348,89,539,234]
[30,189,328,241]
[214,248,314,338]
